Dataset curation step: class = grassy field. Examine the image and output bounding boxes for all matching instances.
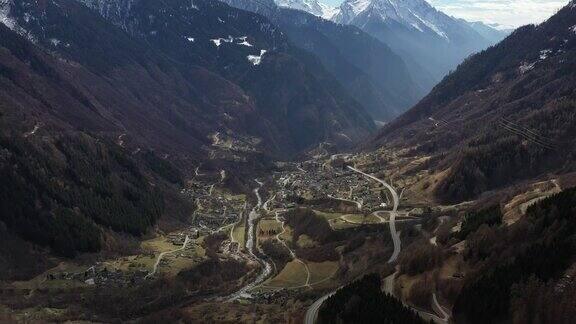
[263,260,308,288]
[315,210,382,230]
[313,210,346,221]
[296,234,317,248]
[261,259,338,290]
[307,261,338,284]
[341,213,381,224]
[232,224,246,250]
[258,219,282,233]
[8,262,89,290]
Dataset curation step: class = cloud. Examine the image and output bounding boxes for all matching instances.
[427,0,569,27]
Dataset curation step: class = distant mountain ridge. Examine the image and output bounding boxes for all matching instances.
[276,0,507,85]
[465,20,512,43]
[335,0,497,80]
[221,0,428,119]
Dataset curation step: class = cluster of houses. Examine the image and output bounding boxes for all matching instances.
[273,160,389,213]
[44,265,148,288]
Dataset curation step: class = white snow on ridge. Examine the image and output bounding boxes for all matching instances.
[247,49,267,65]
[412,11,448,39]
[0,0,16,30]
[319,2,339,19]
[348,0,371,15]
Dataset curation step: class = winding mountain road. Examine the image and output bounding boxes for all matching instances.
[432,293,450,323]
[347,166,400,262]
[305,166,401,324]
[145,235,190,279]
[305,291,335,324]
[328,194,363,210]
[273,211,311,288]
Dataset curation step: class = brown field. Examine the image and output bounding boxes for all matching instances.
[263,260,308,288]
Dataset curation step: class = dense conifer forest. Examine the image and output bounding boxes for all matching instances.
[453,187,576,323]
[318,273,426,324]
[0,130,172,256]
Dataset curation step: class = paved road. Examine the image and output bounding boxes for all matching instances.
[305,166,402,324]
[347,166,400,263]
[328,194,363,211]
[348,167,451,323]
[432,293,450,323]
[273,211,311,288]
[145,235,190,279]
[304,291,336,324]
[306,166,452,324]
[263,194,275,213]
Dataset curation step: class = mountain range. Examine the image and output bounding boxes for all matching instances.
[0,0,515,265]
[278,0,511,82]
[0,0,575,322]
[222,0,429,119]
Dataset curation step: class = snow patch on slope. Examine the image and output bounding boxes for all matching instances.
[212,36,254,47]
[236,36,253,46]
[212,35,234,47]
[247,49,267,65]
[0,0,16,30]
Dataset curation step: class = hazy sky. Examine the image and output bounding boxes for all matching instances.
[321,0,570,27]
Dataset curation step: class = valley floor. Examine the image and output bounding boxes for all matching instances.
[0,147,572,323]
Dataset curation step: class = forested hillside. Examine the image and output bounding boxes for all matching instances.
[374,1,576,202]
[453,187,576,323]
[0,130,167,257]
[318,274,425,323]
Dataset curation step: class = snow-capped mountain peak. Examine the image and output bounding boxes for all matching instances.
[333,0,454,40]
[275,0,338,19]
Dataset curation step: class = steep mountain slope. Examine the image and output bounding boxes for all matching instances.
[77,0,375,153]
[452,186,576,323]
[373,1,576,202]
[0,0,375,270]
[332,0,495,82]
[221,0,426,120]
[0,19,193,262]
